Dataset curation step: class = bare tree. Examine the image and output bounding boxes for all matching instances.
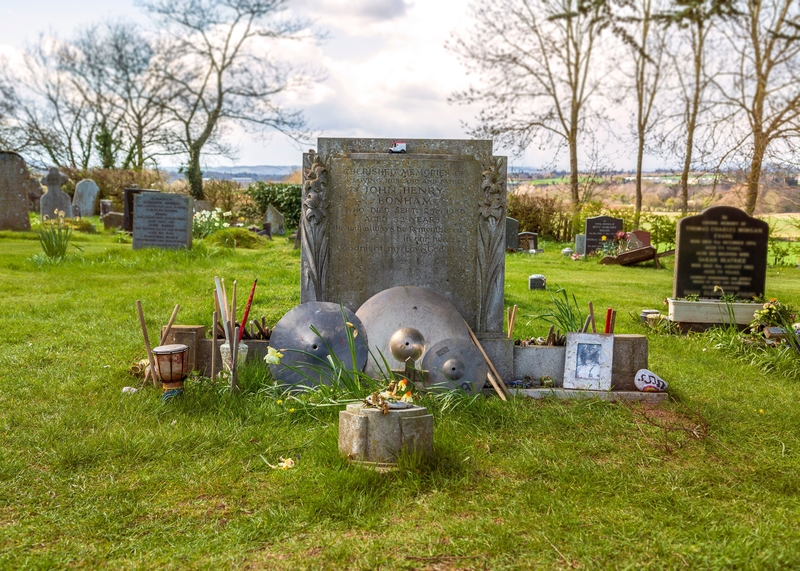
[62,23,176,170]
[449,0,608,212]
[716,0,800,215]
[625,0,669,227]
[0,37,100,169]
[656,1,738,215]
[142,0,314,199]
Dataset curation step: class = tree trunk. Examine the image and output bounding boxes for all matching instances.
[745,132,767,215]
[635,129,644,228]
[187,145,204,200]
[569,127,580,233]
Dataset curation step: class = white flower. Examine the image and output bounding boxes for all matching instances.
[264,347,283,365]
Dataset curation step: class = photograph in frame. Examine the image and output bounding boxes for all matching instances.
[563,333,614,390]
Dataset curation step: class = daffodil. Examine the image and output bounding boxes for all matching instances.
[400,391,414,403]
[264,347,283,365]
[277,457,295,469]
[397,379,408,391]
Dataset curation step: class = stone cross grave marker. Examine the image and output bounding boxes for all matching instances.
[132,193,193,250]
[0,152,32,231]
[519,231,539,251]
[300,138,507,335]
[505,216,519,250]
[674,206,768,299]
[40,167,72,220]
[585,215,623,255]
[265,204,285,235]
[72,179,99,217]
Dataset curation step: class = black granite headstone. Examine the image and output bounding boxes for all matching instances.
[132,193,193,250]
[505,217,519,250]
[123,187,159,232]
[673,206,768,299]
[585,216,623,254]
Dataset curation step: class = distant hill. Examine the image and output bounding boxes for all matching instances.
[160,165,300,181]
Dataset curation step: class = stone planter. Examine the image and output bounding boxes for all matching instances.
[339,403,433,466]
[513,334,648,391]
[667,298,759,325]
[513,345,566,386]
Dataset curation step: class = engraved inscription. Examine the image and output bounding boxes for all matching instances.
[674,207,768,299]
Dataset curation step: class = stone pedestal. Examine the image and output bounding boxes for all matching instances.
[475,333,514,383]
[611,334,648,391]
[339,403,433,465]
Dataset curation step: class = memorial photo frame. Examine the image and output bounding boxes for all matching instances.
[563,333,614,391]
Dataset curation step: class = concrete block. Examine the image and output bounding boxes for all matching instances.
[611,334,648,391]
[513,388,667,404]
[476,333,514,383]
[513,345,566,386]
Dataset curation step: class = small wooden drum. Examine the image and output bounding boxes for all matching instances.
[152,343,189,388]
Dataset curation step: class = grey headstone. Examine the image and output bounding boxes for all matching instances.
[40,167,72,220]
[505,216,519,249]
[674,206,768,299]
[72,179,99,217]
[575,233,586,256]
[265,204,285,235]
[132,193,192,250]
[585,216,623,254]
[100,200,113,217]
[123,187,158,232]
[300,138,507,334]
[528,274,546,290]
[102,212,124,230]
[0,152,32,231]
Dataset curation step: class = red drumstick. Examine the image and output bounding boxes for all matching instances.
[604,308,613,334]
[238,279,258,342]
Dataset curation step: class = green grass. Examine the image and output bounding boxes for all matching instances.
[2,227,800,569]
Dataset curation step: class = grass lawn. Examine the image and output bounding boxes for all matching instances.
[2,221,800,570]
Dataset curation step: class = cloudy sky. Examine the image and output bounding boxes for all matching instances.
[0,0,644,171]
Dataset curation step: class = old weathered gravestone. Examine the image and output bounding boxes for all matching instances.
[265,204,285,235]
[585,215,623,254]
[132,193,193,250]
[519,231,538,251]
[123,187,158,232]
[301,138,506,335]
[102,212,124,230]
[505,216,519,250]
[575,233,586,256]
[72,179,99,217]
[40,167,72,220]
[0,152,32,231]
[674,206,768,299]
[27,178,44,213]
[100,200,113,217]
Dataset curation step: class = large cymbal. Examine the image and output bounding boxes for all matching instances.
[355,286,470,378]
[269,302,368,388]
[421,337,487,394]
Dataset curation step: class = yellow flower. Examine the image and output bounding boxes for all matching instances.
[276,399,283,405]
[264,347,283,365]
[398,379,408,391]
[601,236,607,241]
[345,322,354,328]
[289,408,295,413]
[277,457,294,469]
[400,391,414,403]
[759,409,764,414]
